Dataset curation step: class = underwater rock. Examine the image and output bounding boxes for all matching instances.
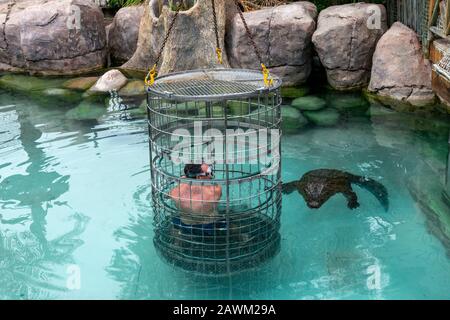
[303,108,340,126]
[368,22,436,111]
[281,105,308,133]
[198,104,225,118]
[326,92,369,116]
[0,0,106,75]
[124,0,230,73]
[62,77,99,91]
[89,70,128,93]
[118,80,146,97]
[0,74,61,92]
[281,86,310,99]
[108,6,144,64]
[65,99,106,121]
[41,88,82,103]
[312,3,387,90]
[291,96,326,111]
[227,100,258,116]
[226,1,317,86]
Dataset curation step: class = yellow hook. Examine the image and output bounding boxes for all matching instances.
[261,63,273,88]
[216,47,223,65]
[145,64,157,86]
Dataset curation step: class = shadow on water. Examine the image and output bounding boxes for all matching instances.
[0,104,88,299]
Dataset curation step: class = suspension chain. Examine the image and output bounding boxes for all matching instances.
[146,1,273,88]
[145,8,181,86]
[232,0,273,87]
[211,0,223,64]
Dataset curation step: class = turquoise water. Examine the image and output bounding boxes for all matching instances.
[0,87,450,299]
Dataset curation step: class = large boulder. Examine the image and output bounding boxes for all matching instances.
[88,69,128,93]
[0,0,107,75]
[108,6,144,65]
[312,3,387,90]
[226,1,317,86]
[123,0,230,74]
[368,22,436,111]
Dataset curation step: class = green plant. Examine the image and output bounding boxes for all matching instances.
[242,0,387,12]
[107,0,145,8]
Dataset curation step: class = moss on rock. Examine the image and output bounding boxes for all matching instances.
[66,100,106,120]
[118,80,146,97]
[281,105,308,133]
[291,96,327,111]
[281,86,310,99]
[62,77,99,91]
[303,108,340,126]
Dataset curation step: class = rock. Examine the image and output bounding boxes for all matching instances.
[281,105,308,133]
[0,74,61,92]
[124,0,230,73]
[303,108,340,126]
[367,104,397,117]
[108,6,144,64]
[226,2,317,86]
[368,22,436,111]
[62,77,99,91]
[66,99,106,120]
[281,86,310,99]
[0,0,107,75]
[89,70,128,93]
[42,88,82,103]
[326,92,369,115]
[118,80,146,97]
[291,96,326,111]
[312,3,387,90]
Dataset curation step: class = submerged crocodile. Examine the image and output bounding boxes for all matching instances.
[282,169,389,211]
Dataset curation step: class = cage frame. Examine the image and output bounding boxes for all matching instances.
[146,68,283,276]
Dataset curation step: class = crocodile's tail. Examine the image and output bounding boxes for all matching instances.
[351,175,389,211]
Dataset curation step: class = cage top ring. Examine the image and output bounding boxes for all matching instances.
[146,68,282,101]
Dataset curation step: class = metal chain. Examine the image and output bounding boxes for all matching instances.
[232,0,263,65]
[211,0,220,50]
[154,8,181,68]
[145,7,180,86]
[211,0,223,64]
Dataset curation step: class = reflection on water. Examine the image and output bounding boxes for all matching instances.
[0,99,89,298]
[1,88,450,299]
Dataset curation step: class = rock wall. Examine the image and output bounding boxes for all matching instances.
[225,1,317,86]
[0,0,107,75]
[312,3,387,90]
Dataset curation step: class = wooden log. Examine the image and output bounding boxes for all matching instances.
[429,0,440,27]
[446,0,450,35]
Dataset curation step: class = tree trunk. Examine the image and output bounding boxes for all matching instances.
[122,0,233,75]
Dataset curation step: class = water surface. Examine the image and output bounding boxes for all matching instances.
[0,88,449,299]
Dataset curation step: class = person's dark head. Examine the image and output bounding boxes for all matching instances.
[184,163,212,179]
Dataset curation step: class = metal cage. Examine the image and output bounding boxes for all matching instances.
[146,69,283,275]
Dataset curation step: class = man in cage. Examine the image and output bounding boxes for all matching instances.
[169,163,224,234]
